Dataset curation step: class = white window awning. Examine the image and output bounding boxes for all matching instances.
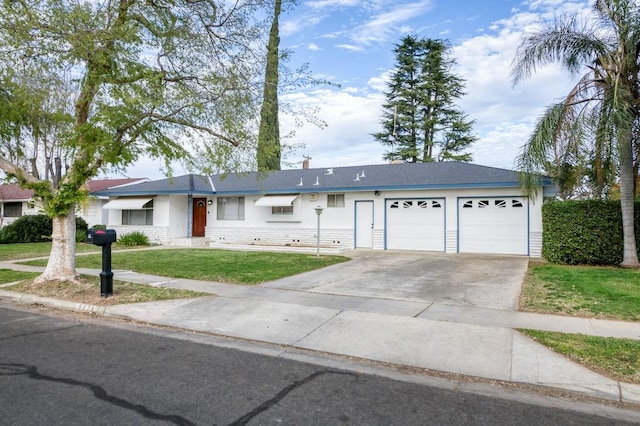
[255,195,298,207]
[103,197,153,210]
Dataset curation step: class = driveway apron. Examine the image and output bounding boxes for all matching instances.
[261,250,529,311]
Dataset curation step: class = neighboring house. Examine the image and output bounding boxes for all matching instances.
[93,162,555,256]
[0,178,147,228]
[0,184,39,228]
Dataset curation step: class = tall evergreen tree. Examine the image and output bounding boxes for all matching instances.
[257,0,282,171]
[374,36,476,163]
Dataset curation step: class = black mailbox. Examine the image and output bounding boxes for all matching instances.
[87,229,117,246]
[86,229,117,297]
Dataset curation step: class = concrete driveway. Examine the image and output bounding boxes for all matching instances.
[262,250,529,311]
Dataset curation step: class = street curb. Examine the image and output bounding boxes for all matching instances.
[2,289,640,407]
[0,289,109,315]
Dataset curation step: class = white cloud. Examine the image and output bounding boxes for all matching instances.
[336,43,366,52]
[450,1,591,168]
[281,87,386,167]
[305,0,359,8]
[307,43,322,51]
[351,0,434,45]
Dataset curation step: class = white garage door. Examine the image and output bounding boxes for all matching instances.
[458,197,528,255]
[386,199,445,251]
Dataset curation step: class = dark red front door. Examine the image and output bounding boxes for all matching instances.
[192,198,207,237]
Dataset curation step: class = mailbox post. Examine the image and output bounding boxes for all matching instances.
[86,229,117,297]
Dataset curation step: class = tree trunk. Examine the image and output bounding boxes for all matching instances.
[33,206,79,283]
[618,135,639,267]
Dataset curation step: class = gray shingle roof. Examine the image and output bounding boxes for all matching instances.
[94,162,550,196]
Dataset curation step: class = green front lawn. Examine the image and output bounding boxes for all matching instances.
[0,242,108,261]
[520,262,640,321]
[22,248,350,284]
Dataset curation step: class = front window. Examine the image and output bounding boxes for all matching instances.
[327,193,345,208]
[122,200,153,225]
[217,197,245,220]
[271,205,294,215]
[3,202,22,217]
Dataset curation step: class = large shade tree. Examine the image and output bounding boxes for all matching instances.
[512,0,640,267]
[0,0,268,282]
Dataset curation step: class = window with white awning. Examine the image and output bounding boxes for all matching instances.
[254,195,298,207]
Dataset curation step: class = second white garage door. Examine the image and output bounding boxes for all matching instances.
[386,198,445,251]
[458,197,528,255]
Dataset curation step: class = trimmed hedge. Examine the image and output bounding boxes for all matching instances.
[0,214,89,244]
[542,200,640,265]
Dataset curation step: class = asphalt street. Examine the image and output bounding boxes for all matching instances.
[1,303,638,426]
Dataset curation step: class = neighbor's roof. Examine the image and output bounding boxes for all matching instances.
[93,162,551,196]
[93,174,216,196]
[0,184,34,201]
[86,178,149,192]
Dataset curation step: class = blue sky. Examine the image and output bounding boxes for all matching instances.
[129,0,592,178]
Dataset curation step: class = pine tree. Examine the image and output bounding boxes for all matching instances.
[374,36,476,162]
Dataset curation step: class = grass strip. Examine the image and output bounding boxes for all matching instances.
[10,275,209,306]
[520,329,640,384]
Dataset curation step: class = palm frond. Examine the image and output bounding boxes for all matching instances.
[511,15,607,86]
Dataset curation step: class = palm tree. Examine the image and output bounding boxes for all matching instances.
[512,0,640,267]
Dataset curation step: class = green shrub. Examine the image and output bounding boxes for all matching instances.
[0,214,92,244]
[89,224,107,231]
[75,216,89,234]
[76,229,88,243]
[542,200,640,265]
[118,231,150,246]
[0,214,52,243]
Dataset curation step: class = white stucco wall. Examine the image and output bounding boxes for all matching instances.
[78,198,106,227]
[167,195,188,238]
[206,187,544,256]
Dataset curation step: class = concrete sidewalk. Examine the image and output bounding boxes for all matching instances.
[1,263,640,405]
